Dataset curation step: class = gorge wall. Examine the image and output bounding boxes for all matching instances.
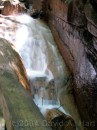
[32,0,97,129]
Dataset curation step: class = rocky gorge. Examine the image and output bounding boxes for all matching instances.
[32,0,97,130]
[0,0,97,129]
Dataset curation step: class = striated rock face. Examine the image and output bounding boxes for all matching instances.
[32,0,97,129]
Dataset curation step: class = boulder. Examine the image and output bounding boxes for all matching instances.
[45,109,76,130]
[0,38,51,130]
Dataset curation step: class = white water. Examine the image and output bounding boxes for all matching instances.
[0,14,84,130]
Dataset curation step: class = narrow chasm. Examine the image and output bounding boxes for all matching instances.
[0,0,97,130]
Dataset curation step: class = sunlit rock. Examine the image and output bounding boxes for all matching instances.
[1,0,26,15]
[0,38,51,130]
[0,38,31,94]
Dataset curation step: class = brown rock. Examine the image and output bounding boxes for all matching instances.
[1,1,26,15]
[45,109,76,130]
[85,2,97,37]
[68,0,87,26]
[0,38,51,130]
[36,0,97,129]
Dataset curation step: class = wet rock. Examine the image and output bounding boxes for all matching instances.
[90,0,97,11]
[93,37,97,51]
[87,21,97,38]
[45,109,76,130]
[31,10,45,19]
[68,0,87,26]
[1,1,26,15]
[32,0,97,129]
[85,2,97,37]
[31,10,41,19]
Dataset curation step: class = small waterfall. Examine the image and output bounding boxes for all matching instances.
[0,14,83,130]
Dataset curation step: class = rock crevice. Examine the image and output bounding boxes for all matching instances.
[32,0,97,129]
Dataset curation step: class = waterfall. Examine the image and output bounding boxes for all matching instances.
[0,13,83,130]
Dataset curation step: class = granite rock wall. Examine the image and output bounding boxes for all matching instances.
[32,0,97,129]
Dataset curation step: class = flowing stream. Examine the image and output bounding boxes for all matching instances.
[0,14,84,130]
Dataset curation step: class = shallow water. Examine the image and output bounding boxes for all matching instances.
[0,14,83,130]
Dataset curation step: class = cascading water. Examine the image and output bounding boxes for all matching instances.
[0,14,84,130]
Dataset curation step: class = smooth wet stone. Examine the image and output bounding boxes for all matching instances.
[45,109,76,130]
